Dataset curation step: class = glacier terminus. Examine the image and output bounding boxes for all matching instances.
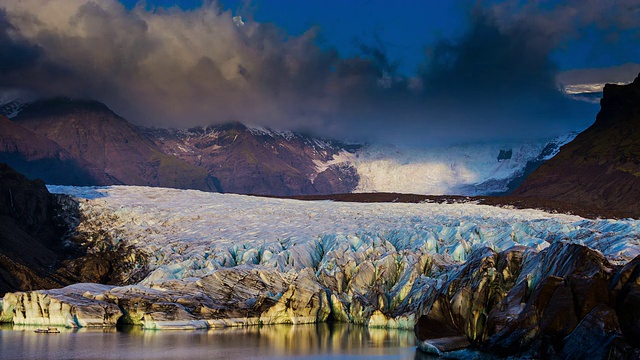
[1,186,638,342]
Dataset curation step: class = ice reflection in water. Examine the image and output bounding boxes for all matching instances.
[0,323,429,359]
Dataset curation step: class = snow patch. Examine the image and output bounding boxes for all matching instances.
[539,132,578,161]
[245,124,296,140]
[312,150,355,180]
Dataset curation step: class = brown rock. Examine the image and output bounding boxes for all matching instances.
[559,304,624,360]
[0,116,115,185]
[484,243,617,355]
[0,163,69,294]
[416,242,640,357]
[611,255,640,348]
[415,246,527,354]
[514,73,640,218]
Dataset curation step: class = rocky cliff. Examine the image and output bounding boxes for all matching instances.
[0,163,149,295]
[0,162,69,293]
[514,74,640,218]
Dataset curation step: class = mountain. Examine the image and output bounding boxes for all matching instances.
[2,97,359,195]
[142,123,360,195]
[139,123,572,197]
[11,98,216,191]
[514,73,640,217]
[1,96,575,197]
[0,115,117,185]
[479,132,578,195]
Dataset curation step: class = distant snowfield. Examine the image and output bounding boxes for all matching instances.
[349,142,544,195]
[49,185,640,285]
[334,134,576,196]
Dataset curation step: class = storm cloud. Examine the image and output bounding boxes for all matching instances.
[0,9,41,73]
[0,0,637,145]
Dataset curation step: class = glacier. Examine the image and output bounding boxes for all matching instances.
[329,133,577,196]
[2,185,640,339]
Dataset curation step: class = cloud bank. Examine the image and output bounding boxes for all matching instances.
[0,0,637,145]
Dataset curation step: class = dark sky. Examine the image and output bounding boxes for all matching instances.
[1,0,639,145]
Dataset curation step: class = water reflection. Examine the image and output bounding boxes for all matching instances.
[0,323,420,360]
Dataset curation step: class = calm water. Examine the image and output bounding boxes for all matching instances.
[0,323,439,360]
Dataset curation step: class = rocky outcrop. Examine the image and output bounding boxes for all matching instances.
[0,164,149,295]
[497,149,512,161]
[415,242,640,358]
[0,162,69,293]
[414,246,525,355]
[611,255,640,350]
[313,163,360,195]
[514,73,640,218]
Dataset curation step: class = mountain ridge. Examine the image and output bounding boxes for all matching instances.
[142,122,360,195]
[0,115,117,185]
[1,96,579,197]
[11,98,217,191]
[514,73,640,217]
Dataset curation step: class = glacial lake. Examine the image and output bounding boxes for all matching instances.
[0,323,441,360]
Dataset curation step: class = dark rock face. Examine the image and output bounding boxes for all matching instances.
[144,123,360,196]
[312,163,360,195]
[10,98,215,191]
[514,74,640,218]
[0,163,148,295]
[611,256,640,349]
[0,162,68,293]
[497,149,512,161]
[415,242,640,358]
[415,246,526,354]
